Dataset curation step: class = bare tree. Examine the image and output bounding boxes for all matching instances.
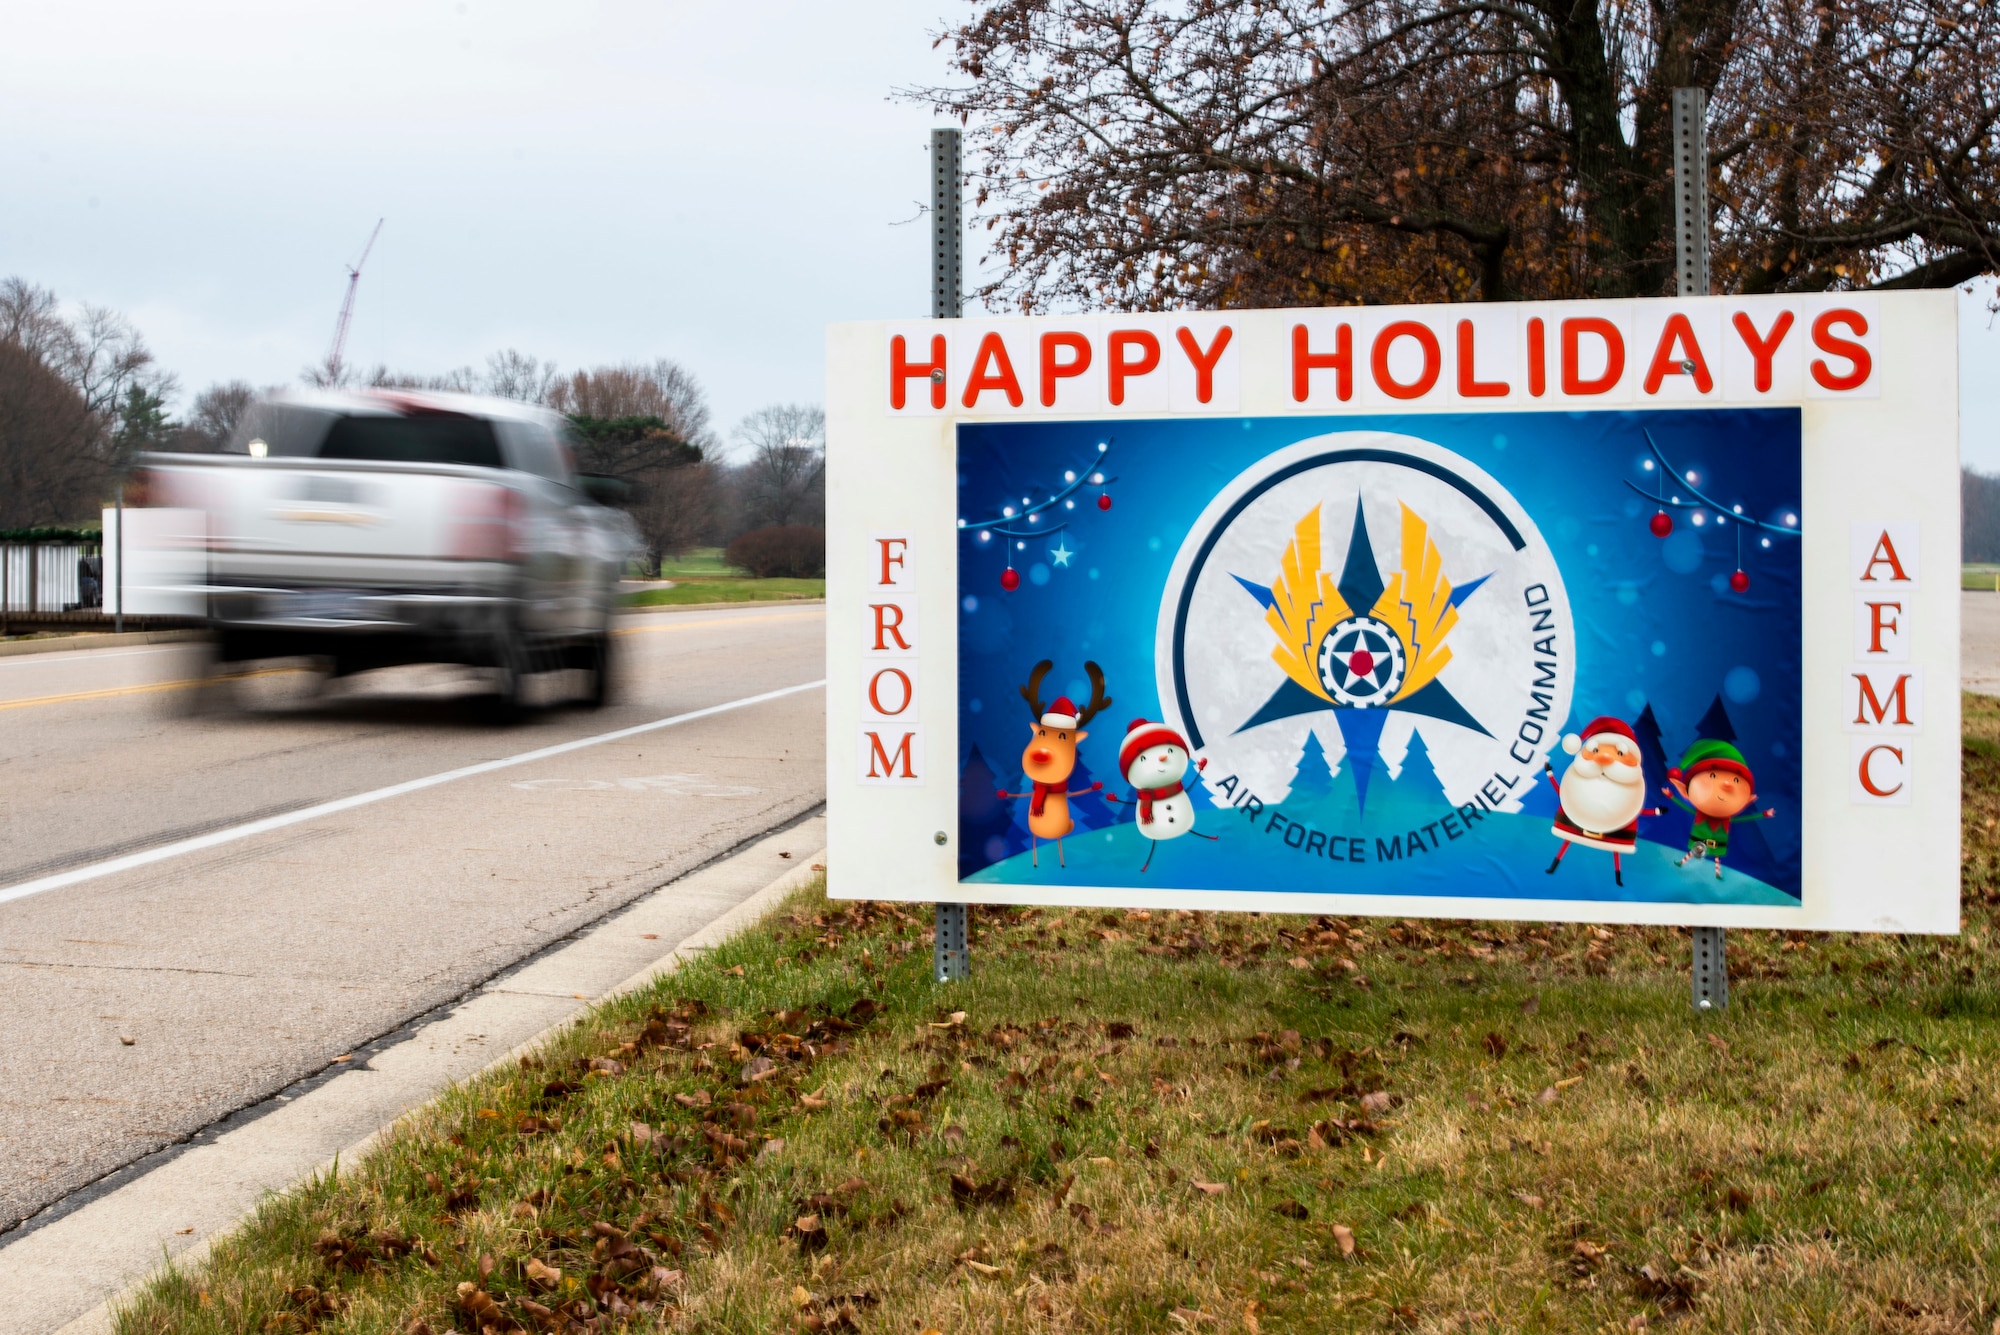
[914,0,2000,308]
[482,349,560,403]
[1,278,172,418]
[0,341,107,528]
[549,359,716,450]
[175,381,258,452]
[733,403,825,531]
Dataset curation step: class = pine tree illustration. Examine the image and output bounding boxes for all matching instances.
[1067,753,1118,831]
[1694,694,1738,743]
[958,745,1013,878]
[1392,728,1448,803]
[1285,729,1338,804]
[1633,704,1690,853]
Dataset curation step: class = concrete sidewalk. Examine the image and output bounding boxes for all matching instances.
[0,816,826,1335]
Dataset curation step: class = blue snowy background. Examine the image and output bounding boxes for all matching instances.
[955,410,1803,905]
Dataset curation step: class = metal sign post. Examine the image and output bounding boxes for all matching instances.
[930,126,971,983]
[1673,85,1726,1012]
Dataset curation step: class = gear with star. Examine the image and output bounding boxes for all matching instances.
[1316,615,1406,706]
[959,440,1117,591]
[1230,497,1492,740]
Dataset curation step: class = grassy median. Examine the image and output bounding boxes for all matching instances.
[113,702,2000,1334]
[623,579,824,608]
[623,550,824,607]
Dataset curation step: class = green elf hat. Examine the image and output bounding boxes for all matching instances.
[1670,738,1753,785]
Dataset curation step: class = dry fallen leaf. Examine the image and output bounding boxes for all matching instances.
[1192,1180,1228,1196]
[1331,1223,1356,1257]
[640,933,659,940]
[1287,956,1311,970]
[1513,1191,1546,1209]
[119,1036,135,1046]
[1538,1086,1559,1104]
[525,1258,561,1290]
[1358,1091,1393,1114]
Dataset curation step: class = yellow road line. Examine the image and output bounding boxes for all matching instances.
[0,678,201,712]
[0,667,304,713]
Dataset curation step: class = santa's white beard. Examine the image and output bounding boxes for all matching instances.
[1559,760,1645,833]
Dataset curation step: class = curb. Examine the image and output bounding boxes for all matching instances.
[0,630,205,660]
[29,834,827,1335]
[621,597,825,615]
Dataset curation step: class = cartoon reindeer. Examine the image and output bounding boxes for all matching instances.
[996,659,1112,869]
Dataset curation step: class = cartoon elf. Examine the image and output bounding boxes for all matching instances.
[1661,739,1775,879]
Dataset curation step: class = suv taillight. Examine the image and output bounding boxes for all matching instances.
[449,483,524,561]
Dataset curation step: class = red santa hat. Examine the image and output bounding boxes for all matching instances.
[1040,696,1080,728]
[1560,715,1637,755]
[1119,717,1189,775]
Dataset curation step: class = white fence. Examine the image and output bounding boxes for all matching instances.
[0,542,99,615]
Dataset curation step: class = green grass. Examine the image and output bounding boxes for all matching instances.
[1964,564,2000,592]
[653,549,739,579]
[623,578,824,607]
[108,703,2000,1334]
[622,548,824,605]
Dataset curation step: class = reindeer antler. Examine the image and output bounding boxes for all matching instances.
[1019,659,1054,720]
[1075,660,1113,728]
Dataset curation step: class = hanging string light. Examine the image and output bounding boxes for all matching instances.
[958,440,1118,591]
[1627,428,1797,591]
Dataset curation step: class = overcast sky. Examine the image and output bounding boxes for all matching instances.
[3,1,1996,464]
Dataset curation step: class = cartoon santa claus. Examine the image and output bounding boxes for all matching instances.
[1542,716,1661,887]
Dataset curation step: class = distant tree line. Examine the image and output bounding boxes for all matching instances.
[0,277,822,572]
[1966,469,2000,564]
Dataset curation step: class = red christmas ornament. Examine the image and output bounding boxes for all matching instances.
[1649,511,1673,538]
[999,566,1021,591]
[1729,569,1750,593]
[1097,493,1113,511]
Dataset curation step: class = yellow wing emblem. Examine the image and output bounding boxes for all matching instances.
[1369,502,1458,702]
[1265,505,1348,702]
[1262,501,1460,705]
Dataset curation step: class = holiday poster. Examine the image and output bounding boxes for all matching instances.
[955,410,1803,907]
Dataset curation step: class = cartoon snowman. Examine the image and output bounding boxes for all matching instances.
[1108,718,1218,872]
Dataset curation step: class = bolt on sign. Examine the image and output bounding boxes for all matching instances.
[825,293,1958,933]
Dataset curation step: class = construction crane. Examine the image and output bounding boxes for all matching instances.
[323,218,384,384]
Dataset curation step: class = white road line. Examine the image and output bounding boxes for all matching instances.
[0,679,826,908]
[0,646,193,670]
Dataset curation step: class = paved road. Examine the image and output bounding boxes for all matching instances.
[0,607,825,1234]
[1964,590,2000,696]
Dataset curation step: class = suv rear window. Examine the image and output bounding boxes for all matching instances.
[317,415,503,468]
[228,403,506,469]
